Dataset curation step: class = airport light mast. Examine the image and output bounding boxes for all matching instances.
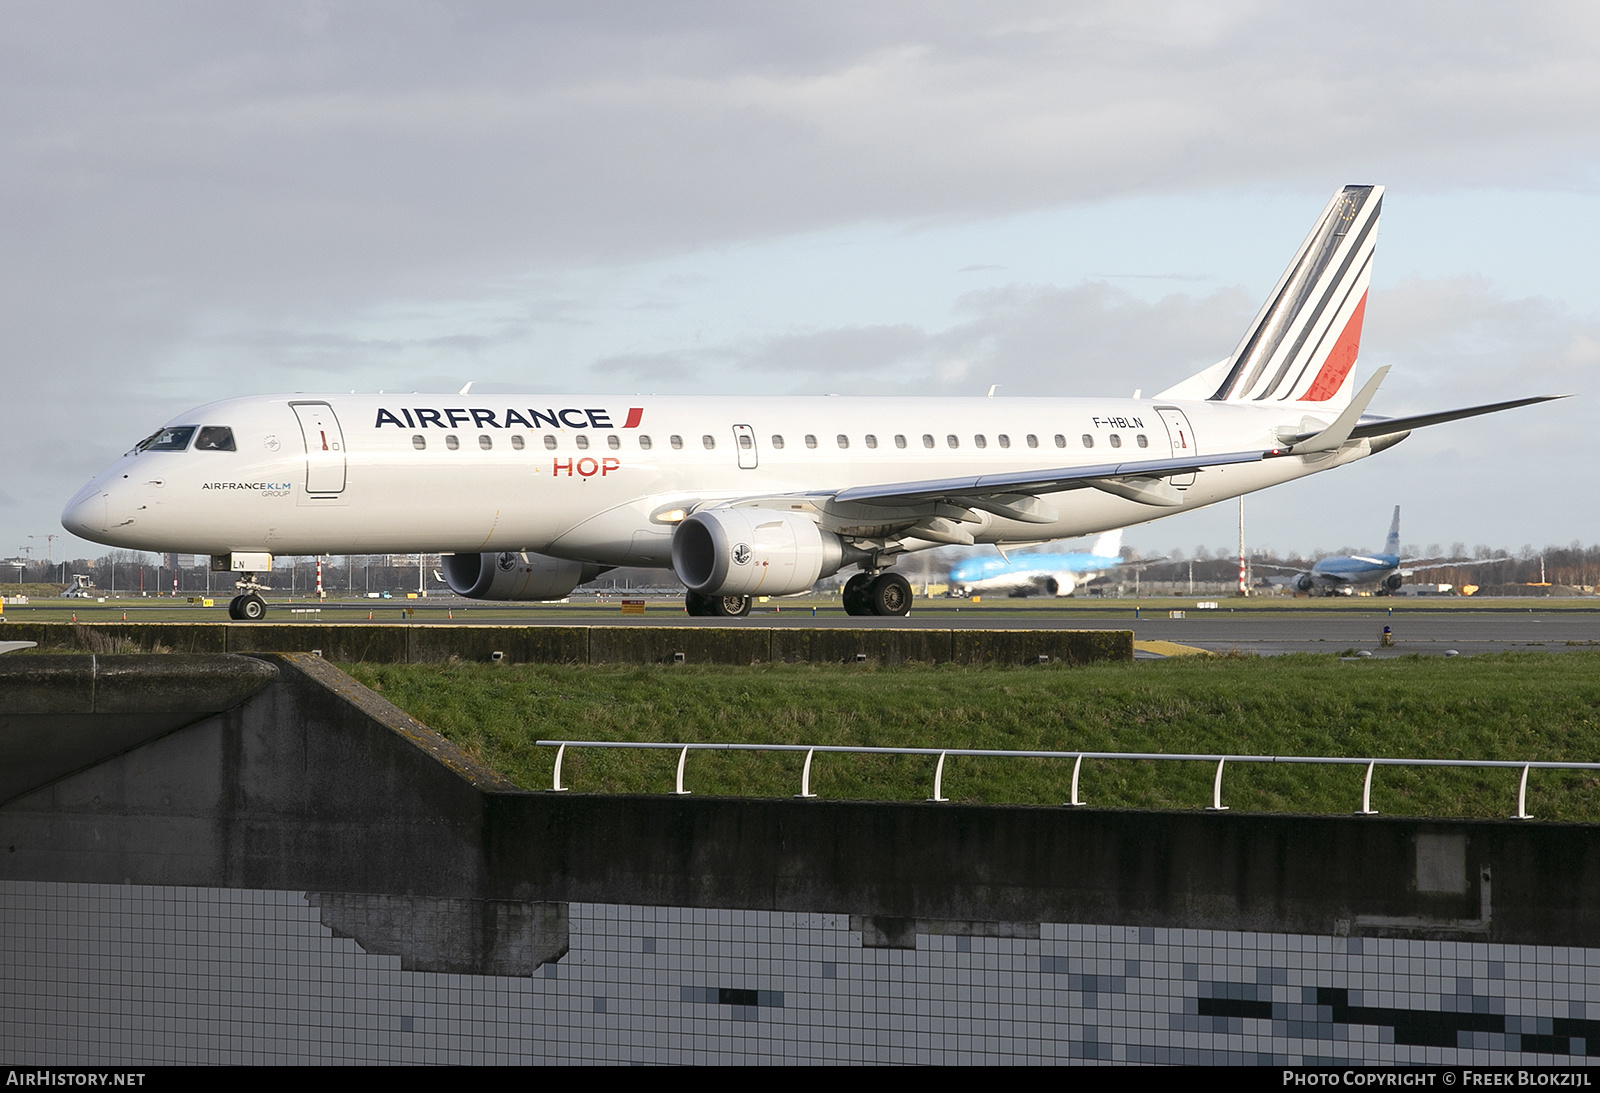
[1238,498,1249,597]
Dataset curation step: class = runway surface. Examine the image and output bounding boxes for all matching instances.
[314,601,1600,656]
[12,598,1597,657]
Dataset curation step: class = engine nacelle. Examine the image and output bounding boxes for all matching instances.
[1294,573,1316,593]
[1043,575,1076,597]
[672,509,846,597]
[441,551,603,601]
[1383,573,1404,591]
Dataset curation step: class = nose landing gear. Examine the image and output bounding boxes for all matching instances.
[227,593,267,621]
[225,571,271,620]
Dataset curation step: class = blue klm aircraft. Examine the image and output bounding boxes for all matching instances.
[948,530,1129,597]
[1264,506,1485,595]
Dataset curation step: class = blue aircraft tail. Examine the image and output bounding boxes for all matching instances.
[1384,506,1400,556]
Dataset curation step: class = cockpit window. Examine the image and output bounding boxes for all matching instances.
[133,426,197,453]
[195,426,236,452]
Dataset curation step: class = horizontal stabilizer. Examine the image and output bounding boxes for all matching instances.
[1347,395,1571,441]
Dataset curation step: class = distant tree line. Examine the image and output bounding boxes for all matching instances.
[4,542,1598,597]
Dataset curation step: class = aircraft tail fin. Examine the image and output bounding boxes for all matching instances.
[1208,185,1382,407]
[1384,506,1400,556]
[1090,528,1123,560]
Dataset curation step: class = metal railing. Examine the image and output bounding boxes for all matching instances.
[537,740,1600,819]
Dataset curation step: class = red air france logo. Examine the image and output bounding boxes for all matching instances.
[374,407,645,430]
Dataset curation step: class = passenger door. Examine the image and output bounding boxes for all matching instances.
[1155,408,1196,488]
[290,401,347,495]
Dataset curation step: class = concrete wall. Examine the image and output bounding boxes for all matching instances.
[0,621,1131,666]
[6,652,1600,978]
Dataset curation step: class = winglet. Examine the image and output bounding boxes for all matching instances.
[1288,366,1389,454]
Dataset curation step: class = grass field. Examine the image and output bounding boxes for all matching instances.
[345,651,1600,821]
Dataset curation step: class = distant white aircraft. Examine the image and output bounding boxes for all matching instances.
[949,530,1129,597]
[1260,506,1496,595]
[61,185,1563,620]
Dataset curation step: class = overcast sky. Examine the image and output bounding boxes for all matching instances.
[5,1,1596,566]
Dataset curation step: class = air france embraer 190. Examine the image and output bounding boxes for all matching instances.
[62,186,1562,620]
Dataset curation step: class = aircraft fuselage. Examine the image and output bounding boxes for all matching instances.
[63,392,1376,563]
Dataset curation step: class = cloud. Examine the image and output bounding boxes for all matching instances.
[6,4,1600,553]
[583,281,1254,396]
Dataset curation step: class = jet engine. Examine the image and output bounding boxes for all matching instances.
[672,508,850,597]
[441,551,606,601]
[1383,573,1404,592]
[1294,573,1316,593]
[1043,575,1075,597]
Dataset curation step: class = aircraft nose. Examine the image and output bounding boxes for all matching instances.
[60,485,107,538]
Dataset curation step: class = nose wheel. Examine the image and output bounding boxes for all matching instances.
[843,571,912,616]
[227,593,267,621]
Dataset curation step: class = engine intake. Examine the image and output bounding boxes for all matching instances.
[441,551,605,601]
[672,509,847,597]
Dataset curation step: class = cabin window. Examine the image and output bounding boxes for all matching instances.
[639,435,653,450]
[511,435,525,450]
[771,435,784,449]
[670,435,683,449]
[1026,434,1038,448]
[739,433,753,450]
[836,435,849,449]
[973,435,987,449]
[946,434,959,449]
[805,434,818,449]
[608,434,621,450]
[576,435,590,450]
[1053,434,1067,448]
[479,435,492,450]
[1079,434,1091,448]
[1136,434,1148,448]
[445,435,460,450]
[922,434,935,448]
[865,434,878,449]
[544,434,558,450]
[702,435,716,449]
[1109,434,1122,449]
[195,426,236,452]
[997,434,1010,449]
[412,435,426,450]
[894,434,907,449]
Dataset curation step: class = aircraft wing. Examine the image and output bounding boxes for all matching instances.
[1399,557,1510,573]
[829,448,1273,509]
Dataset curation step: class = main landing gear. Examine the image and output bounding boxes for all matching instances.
[684,591,752,617]
[842,571,912,617]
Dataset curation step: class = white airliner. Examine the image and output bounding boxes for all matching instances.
[61,185,1562,620]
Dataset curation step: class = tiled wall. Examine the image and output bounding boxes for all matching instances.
[5,880,1599,1065]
